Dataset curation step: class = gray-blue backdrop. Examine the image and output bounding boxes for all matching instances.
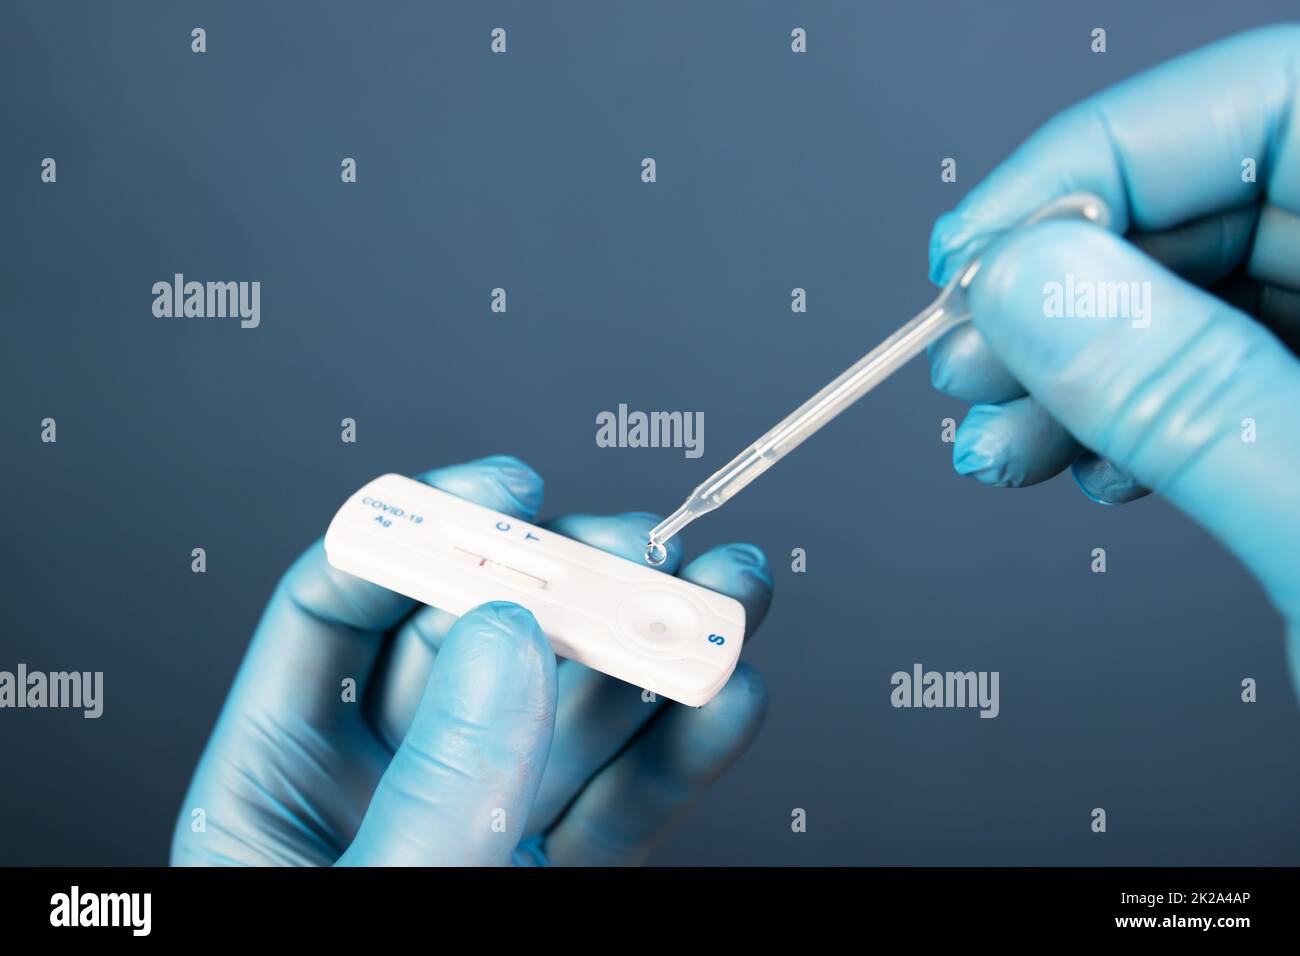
[3,0,1297,865]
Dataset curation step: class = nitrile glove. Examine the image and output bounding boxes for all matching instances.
[926,25,1300,689]
[171,455,773,865]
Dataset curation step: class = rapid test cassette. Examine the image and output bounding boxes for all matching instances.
[324,474,746,707]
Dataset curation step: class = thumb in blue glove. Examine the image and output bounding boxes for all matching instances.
[338,601,556,865]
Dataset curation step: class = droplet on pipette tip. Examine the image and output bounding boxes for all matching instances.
[645,540,667,566]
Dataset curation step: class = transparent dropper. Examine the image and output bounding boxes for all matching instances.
[644,192,1111,565]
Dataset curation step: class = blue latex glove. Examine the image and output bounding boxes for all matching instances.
[171,455,773,865]
[927,25,1300,689]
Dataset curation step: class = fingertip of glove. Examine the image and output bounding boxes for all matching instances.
[952,408,1003,483]
[474,455,545,517]
[928,210,967,286]
[692,663,770,749]
[1071,454,1149,506]
[456,602,551,665]
[928,343,956,394]
[722,542,770,579]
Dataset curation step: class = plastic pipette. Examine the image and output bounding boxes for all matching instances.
[644,192,1110,565]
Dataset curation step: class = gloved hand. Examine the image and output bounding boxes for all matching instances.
[927,24,1300,689]
[170,455,773,865]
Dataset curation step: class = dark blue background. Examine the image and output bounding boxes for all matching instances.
[2,1,1297,865]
